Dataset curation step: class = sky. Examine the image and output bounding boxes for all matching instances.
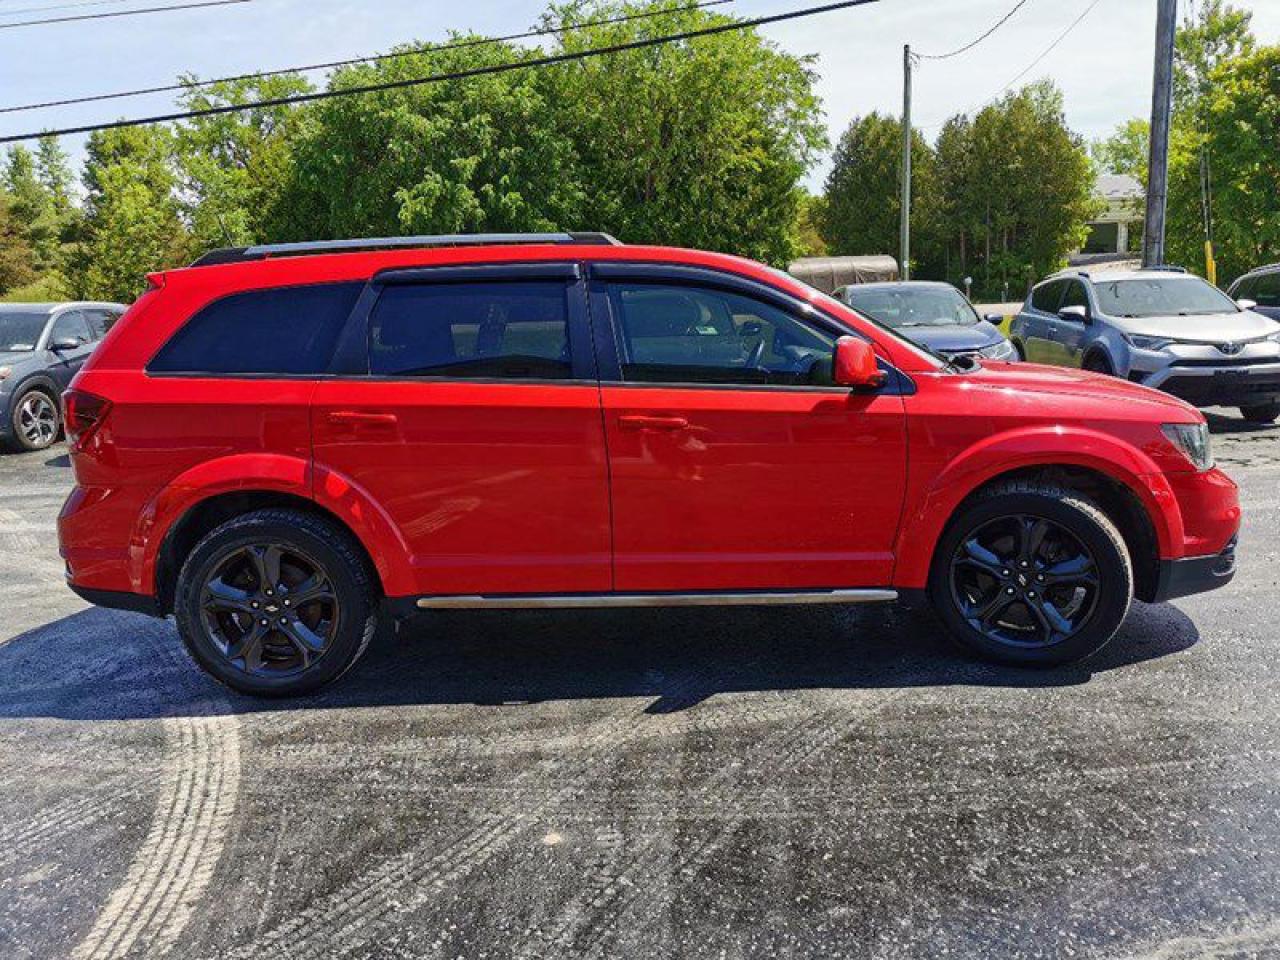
[1,0,1278,193]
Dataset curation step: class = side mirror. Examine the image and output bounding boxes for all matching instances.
[49,338,81,352]
[1058,305,1089,324]
[983,313,1003,324]
[1237,298,1258,311]
[833,337,888,390]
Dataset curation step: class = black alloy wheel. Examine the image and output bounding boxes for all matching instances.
[949,514,1099,649]
[175,509,379,697]
[200,543,339,678]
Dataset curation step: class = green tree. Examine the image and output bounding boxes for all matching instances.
[934,82,1096,299]
[1092,118,1149,182]
[73,126,190,302]
[821,112,938,272]
[0,190,37,294]
[1174,0,1254,113]
[175,73,313,251]
[1167,43,1280,283]
[272,35,585,241]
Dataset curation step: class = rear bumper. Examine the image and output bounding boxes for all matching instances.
[1151,536,1238,602]
[69,584,162,617]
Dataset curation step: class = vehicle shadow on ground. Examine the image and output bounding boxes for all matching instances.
[1205,410,1279,436]
[0,598,1200,722]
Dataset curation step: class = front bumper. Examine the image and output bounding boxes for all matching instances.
[1151,536,1238,602]
[1129,350,1280,407]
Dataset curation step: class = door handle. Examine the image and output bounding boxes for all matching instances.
[618,415,689,431]
[326,411,399,427]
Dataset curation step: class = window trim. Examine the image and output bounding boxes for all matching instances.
[585,262,911,395]
[335,263,596,384]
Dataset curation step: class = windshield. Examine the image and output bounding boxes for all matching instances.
[845,286,979,328]
[0,313,48,352]
[1095,277,1238,318]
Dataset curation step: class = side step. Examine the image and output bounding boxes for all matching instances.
[416,589,898,610]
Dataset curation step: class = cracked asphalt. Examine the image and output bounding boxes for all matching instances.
[1,410,1278,960]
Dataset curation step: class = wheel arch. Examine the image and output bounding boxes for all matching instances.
[894,428,1181,602]
[141,455,415,613]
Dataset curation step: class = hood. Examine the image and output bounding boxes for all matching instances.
[898,320,1005,353]
[0,351,35,370]
[1112,309,1280,342]
[968,361,1197,417]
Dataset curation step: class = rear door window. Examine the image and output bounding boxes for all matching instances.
[150,282,364,375]
[83,309,120,341]
[368,281,572,380]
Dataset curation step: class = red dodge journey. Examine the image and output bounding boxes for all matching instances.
[57,233,1241,696]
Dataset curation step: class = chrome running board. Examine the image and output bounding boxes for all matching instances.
[416,589,898,610]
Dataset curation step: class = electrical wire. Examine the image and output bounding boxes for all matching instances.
[916,0,1034,60]
[0,0,880,144]
[0,0,134,19]
[0,0,248,30]
[0,0,733,116]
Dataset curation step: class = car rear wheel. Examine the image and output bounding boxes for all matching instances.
[7,388,60,452]
[929,481,1133,667]
[174,509,379,697]
[1240,402,1279,424]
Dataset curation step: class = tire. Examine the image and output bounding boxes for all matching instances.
[6,387,61,452]
[928,481,1133,668]
[173,509,379,697]
[1082,352,1113,376]
[1012,341,1026,361]
[1240,402,1280,424]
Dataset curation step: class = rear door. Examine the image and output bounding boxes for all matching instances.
[589,263,908,593]
[311,264,612,597]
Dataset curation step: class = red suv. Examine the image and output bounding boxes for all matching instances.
[58,234,1242,696]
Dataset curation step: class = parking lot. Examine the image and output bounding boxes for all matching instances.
[0,413,1277,960]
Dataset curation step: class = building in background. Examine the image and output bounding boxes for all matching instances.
[1079,174,1145,256]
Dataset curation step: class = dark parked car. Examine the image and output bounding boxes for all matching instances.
[0,302,127,452]
[1228,263,1280,322]
[834,281,1018,362]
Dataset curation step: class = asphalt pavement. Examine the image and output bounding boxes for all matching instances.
[1,412,1278,960]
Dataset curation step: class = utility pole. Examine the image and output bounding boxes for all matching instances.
[1143,0,1177,267]
[900,43,913,281]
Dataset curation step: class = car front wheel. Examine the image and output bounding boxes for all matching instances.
[1240,402,1279,424]
[7,388,61,452]
[929,481,1133,667]
[174,509,379,697]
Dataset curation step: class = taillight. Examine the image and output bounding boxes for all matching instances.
[63,390,112,447]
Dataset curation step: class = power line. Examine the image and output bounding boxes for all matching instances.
[0,0,134,18]
[0,0,880,144]
[0,0,248,30]
[917,0,1034,60]
[0,0,733,116]
[919,0,1103,127]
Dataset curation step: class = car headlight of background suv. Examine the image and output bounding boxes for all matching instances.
[979,340,1018,360]
[1162,422,1214,471]
[1125,334,1175,351]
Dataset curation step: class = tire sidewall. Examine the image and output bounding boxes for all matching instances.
[929,491,1132,667]
[175,516,375,697]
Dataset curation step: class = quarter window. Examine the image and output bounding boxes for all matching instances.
[369,281,571,380]
[608,283,836,386]
[150,282,364,375]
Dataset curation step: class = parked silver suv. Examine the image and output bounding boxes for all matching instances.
[1009,267,1280,423]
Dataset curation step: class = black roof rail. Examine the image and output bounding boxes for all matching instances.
[188,232,622,268]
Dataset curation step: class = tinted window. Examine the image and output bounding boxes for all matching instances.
[609,283,836,386]
[1031,281,1064,313]
[369,281,571,380]
[1232,277,1255,299]
[49,311,93,346]
[151,283,363,375]
[1254,272,1280,307]
[0,312,49,352]
[1059,280,1089,313]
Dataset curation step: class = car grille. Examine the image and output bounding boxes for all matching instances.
[1161,373,1280,405]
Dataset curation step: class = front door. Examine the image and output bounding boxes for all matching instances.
[311,266,612,597]
[590,267,909,593]
[1055,279,1092,367]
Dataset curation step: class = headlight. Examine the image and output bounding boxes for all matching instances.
[0,367,10,382]
[979,340,1017,360]
[1126,334,1175,351]
[1162,422,1214,471]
